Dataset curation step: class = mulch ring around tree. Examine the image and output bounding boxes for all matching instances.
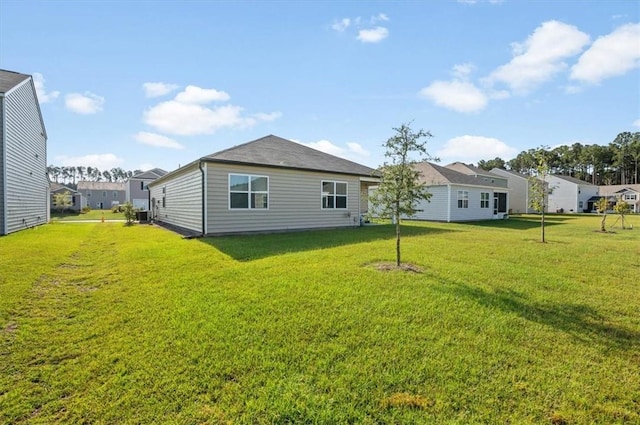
[366,262,423,273]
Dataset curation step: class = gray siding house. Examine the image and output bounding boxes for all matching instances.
[125,168,167,210]
[77,181,126,209]
[391,162,509,222]
[1,69,48,235]
[50,182,82,212]
[148,135,379,235]
[596,184,640,213]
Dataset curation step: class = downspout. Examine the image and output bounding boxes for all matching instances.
[199,161,206,236]
[1,94,7,235]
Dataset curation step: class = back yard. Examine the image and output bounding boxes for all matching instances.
[0,215,638,424]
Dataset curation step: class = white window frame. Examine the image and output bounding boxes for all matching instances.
[321,181,348,209]
[228,174,269,210]
[480,192,490,208]
[457,190,469,209]
[624,193,637,201]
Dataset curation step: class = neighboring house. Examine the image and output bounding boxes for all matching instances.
[445,162,510,188]
[546,175,598,213]
[401,162,509,222]
[77,181,126,209]
[0,69,48,235]
[50,182,82,211]
[148,135,379,236]
[490,168,539,214]
[126,168,167,210]
[597,184,640,213]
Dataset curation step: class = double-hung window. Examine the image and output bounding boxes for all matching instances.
[322,181,347,209]
[457,190,469,208]
[229,174,269,209]
[480,192,490,208]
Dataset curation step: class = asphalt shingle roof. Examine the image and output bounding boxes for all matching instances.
[202,135,376,177]
[77,181,126,191]
[552,175,597,186]
[414,162,505,188]
[0,69,30,93]
[132,168,168,179]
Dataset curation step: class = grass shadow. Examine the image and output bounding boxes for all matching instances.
[456,215,576,230]
[198,224,457,261]
[431,276,639,350]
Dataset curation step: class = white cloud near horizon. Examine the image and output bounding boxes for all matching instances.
[298,139,371,163]
[486,20,590,94]
[134,132,185,149]
[570,23,640,84]
[633,119,640,128]
[65,92,105,114]
[55,153,123,170]
[143,84,281,136]
[32,73,60,103]
[357,26,389,43]
[437,135,518,164]
[143,82,179,98]
[174,85,230,103]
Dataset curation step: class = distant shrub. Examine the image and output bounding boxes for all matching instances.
[81,206,91,214]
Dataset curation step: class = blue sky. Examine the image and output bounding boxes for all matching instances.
[1,0,638,173]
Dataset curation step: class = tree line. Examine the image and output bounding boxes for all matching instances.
[477,131,640,186]
[47,165,141,187]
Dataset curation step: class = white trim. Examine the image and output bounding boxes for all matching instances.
[321,180,348,210]
[228,173,270,210]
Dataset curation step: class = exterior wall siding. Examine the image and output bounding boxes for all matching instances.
[410,186,450,221]
[77,189,126,209]
[448,185,495,221]
[127,178,154,210]
[490,169,535,214]
[0,96,5,233]
[3,80,48,235]
[149,164,202,233]
[547,178,597,213]
[205,163,361,234]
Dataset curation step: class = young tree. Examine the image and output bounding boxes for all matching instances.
[53,191,72,213]
[528,148,552,243]
[595,197,609,232]
[613,197,632,229]
[368,122,436,267]
[122,202,136,225]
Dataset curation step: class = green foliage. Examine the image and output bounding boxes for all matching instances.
[528,147,552,242]
[613,197,632,229]
[52,190,72,212]
[0,217,638,423]
[81,206,91,214]
[595,197,609,232]
[368,122,435,265]
[122,202,136,225]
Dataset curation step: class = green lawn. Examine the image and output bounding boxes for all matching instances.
[50,209,126,221]
[1,215,638,424]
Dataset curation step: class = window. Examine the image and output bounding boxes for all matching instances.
[579,201,584,209]
[457,190,469,208]
[624,194,637,201]
[480,192,490,208]
[322,181,347,209]
[102,191,107,197]
[87,191,91,197]
[229,174,269,209]
[162,196,166,208]
[113,191,118,198]
[140,181,144,190]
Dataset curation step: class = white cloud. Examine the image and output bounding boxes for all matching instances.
[65,92,105,114]
[570,23,640,84]
[437,135,517,163]
[55,153,123,170]
[357,26,389,43]
[134,132,184,149]
[32,73,60,103]
[486,20,590,94]
[143,82,179,98]
[419,80,488,113]
[138,163,155,171]
[174,85,230,104]
[332,18,351,32]
[371,13,389,24]
[299,139,370,163]
[452,63,475,79]
[633,119,640,128]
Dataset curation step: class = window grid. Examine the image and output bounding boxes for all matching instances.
[480,192,490,208]
[229,174,269,210]
[457,190,469,208]
[322,181,348,209]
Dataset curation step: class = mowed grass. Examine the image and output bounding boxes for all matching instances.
[0,215,638,424]
[50,209,126,221]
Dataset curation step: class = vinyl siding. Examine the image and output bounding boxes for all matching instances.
[127,178,155,209]
[2,79,48,235]
[448,185,495,221]
[410,186,450,221]
[491,169,535,214]
[149,164,202,233]
[547,177,597,213]
[205,163,361,234]
[0,96,5,233]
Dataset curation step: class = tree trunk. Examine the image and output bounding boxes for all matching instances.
[600,213,606,232]
[541,210,545,243]
[395,210,401,267]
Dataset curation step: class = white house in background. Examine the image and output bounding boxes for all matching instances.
[1,69,49,235]
[597,184,640,213]
[125,168,167,210]
[546,175,598,213]
[147,135,379,236]
[490,168,539,214]
[403,162,509,222]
